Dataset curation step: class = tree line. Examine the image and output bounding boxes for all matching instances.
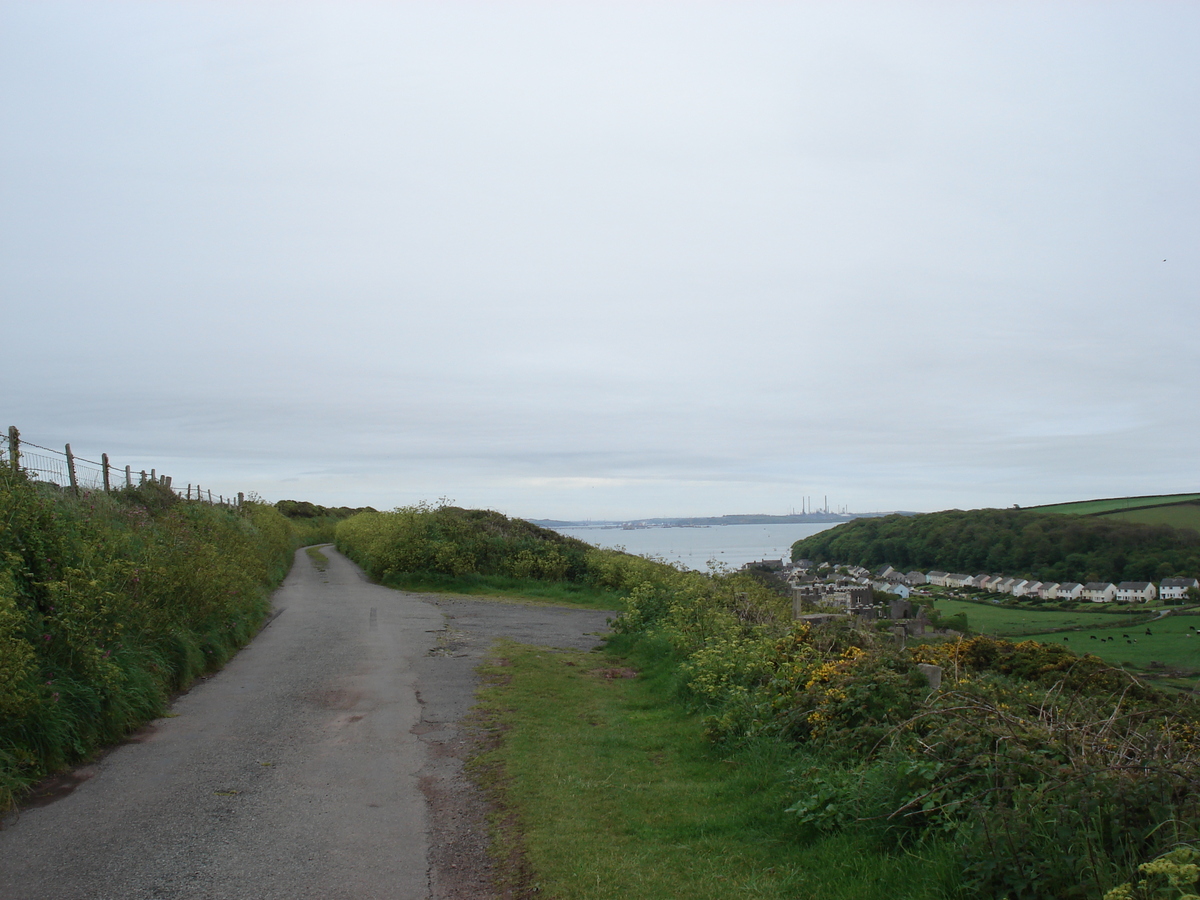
[792,508,1200,584]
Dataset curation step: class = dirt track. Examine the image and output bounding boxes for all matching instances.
[0,546,613,900]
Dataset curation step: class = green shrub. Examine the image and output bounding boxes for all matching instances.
[0,469,297,810]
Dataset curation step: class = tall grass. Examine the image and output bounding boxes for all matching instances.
[0,469,296,810]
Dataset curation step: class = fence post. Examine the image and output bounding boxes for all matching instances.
[163,475,172,489]
[125,466,132,488]
[150,468,156,483]
[207,489,212,504]
[102,453,111,492]
[65,443,78,496]
[187,484,192,500]
[7,426,18,472]
[140,470,147,485]
[238,492,244,507]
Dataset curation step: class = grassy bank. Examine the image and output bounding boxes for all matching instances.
[0,469,298,810]
[335,503,677,609]
[472,638,957,900]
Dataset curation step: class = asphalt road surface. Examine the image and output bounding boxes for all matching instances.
[0,546,613,900]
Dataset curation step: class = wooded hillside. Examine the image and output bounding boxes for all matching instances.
[791,508,1200,583]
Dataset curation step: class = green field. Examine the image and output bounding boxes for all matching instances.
[1098,503,1200,533]
[1025,614,1200,674]
[928,597,1150,637]
[1035,493,1200,515]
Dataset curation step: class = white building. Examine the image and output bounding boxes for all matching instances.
[1057,582,1084,601]
[1084,582,1117,603]
[1160,577,1199,601]
[1116,582,1157,603]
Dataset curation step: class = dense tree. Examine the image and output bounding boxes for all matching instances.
[793,509,1200,584]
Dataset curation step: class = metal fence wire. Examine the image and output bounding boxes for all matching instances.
[5,426,243,507]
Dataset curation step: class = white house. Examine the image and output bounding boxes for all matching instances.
[1039,582,1061,600]
[927,571,950,587]
[1160,578,1199,601]
[1084,582,1117,603]
[1116,582,1157,603]
[1057,582,1084,601]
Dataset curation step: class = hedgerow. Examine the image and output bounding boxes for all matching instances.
[0,468,296,809]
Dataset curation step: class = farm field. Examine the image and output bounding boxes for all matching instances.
[1098,503,1200,533]
[1034,493,1200,515]
[928,597,1150,637]
[1025,613,1200,674]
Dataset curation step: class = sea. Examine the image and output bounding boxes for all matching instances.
[549,522,835,572]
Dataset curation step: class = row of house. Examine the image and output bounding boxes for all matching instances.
[787,560,1199,605]
[877,566,1199,604]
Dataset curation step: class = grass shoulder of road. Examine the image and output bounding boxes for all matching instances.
[379,571,625,610]
[304,544,330,571]
[469,635,957,900]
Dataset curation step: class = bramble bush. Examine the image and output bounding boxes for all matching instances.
[0,467,296,810]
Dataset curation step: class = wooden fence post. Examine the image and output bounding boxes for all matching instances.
[7,426,18,472]
[187,484,192,500]
[102,453,111,492]
[125,466,132,488]
[207,489,213,504]
[150,468,156,483]
[238,492,244,507]
[140,470,147,485]
[163,475,172,489]
[65,444,78,496]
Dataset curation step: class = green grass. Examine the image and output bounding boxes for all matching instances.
[1024,613,1200,674]
[1098,503,1200,533]
[1034,493,1200,515]
[304,544,330,571]
[929,597,1151,637]
[379,571,625,610]
[471,636,957,900]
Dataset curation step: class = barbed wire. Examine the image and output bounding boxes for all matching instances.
[4,427,243,507]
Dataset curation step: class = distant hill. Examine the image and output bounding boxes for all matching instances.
[791,506,1200,584]
[527,512,910,528]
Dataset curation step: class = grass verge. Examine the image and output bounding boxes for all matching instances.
[304,544,330,571]
[470,635,957,900]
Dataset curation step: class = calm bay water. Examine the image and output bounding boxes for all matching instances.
[551,522,835,571]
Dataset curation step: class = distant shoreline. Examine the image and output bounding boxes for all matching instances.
[528,512,913,528]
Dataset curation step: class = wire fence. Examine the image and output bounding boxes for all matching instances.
[5,426,243,507]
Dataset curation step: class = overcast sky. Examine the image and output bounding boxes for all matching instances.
[2,2,1197,519]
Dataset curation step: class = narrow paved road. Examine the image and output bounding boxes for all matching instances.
[0,546,613,900]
